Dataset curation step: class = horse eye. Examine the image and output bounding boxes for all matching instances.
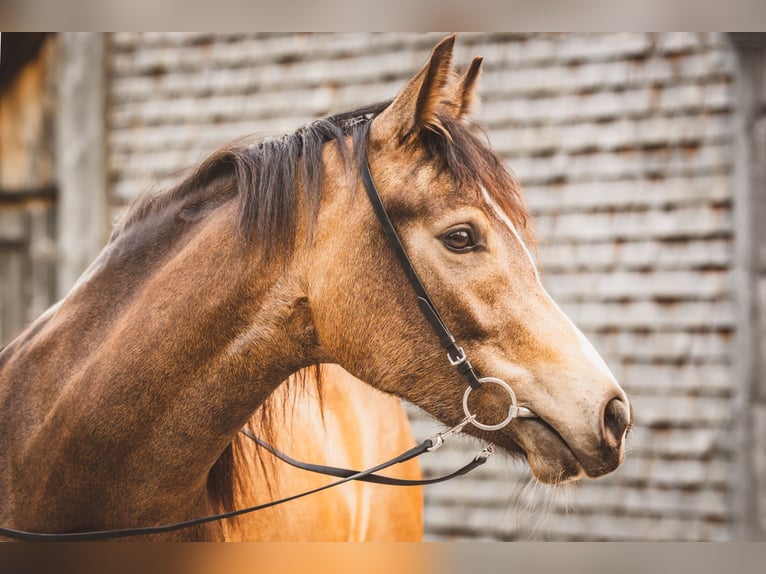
[442,228,476,252]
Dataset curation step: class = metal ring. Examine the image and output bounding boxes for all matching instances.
[462,377,519,431]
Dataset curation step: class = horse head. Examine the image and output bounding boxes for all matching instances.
[308,35,633,484]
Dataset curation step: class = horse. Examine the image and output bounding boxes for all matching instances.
[0,34,633,541]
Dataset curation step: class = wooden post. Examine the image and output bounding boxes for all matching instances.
[730,33,766,540]
[56,33,108,298]
[0,34,58,343]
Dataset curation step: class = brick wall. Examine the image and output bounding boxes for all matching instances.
[105,33,739,540]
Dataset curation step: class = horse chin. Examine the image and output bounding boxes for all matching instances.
[500,419,587,484]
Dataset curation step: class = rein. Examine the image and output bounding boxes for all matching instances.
[0,152,535,542]
[239,425,492,487]
[0,421,479,542]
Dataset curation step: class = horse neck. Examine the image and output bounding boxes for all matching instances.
[0,200,318,535]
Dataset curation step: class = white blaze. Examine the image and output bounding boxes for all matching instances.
[480,187,619,385]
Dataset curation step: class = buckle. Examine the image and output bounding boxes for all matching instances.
[426,414,476,451]
[477,443,496,460]
[447,346,467,366]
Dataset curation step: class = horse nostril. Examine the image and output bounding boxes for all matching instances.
[603,397,631,449]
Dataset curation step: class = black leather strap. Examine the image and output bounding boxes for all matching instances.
[0,439,434,541]
[361,160,482,389]
[240,428,488,486]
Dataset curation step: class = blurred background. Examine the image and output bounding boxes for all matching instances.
[1,32,765,541]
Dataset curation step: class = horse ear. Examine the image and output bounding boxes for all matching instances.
[456,57,483,118]
[372,34,456,140]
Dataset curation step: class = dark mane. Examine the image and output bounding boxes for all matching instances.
[112,104,531,263]
[110,100,392,258]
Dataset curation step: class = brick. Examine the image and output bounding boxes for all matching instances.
[588,330,733,363]
[543,269,730,303]
[107,64,403,112]
[617,455,732,489]
[109,37,735,108]
[426,478,729,520]
[612,363,733,394]
[657,32,707,54]
[480,82,733,127]
[424,504,730,540]
[110,44,424,92]
[553,32,653,62]
[534,204,731,244]
[458,33,653,68]
[109,86,337,127]
[491,113,732,159]
[628,426,733,458]
[525,175,731,215]
[110,32,442,71]
[537,238,731,273]
[561,299,735,330]
[628,395,733,427]
[508,142,732,185]
[480,49,735,99]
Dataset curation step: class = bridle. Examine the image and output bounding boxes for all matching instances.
[360,160,536,430]
[0,153,536,542]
